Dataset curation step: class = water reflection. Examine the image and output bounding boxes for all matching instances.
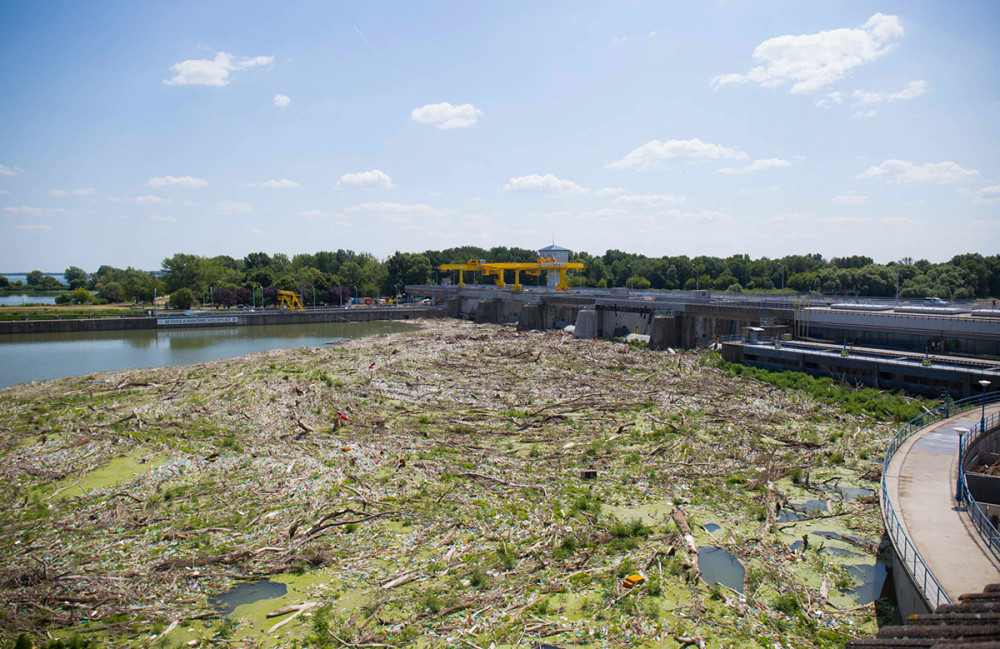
[0,321,414,387]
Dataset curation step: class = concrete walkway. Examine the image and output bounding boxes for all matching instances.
[884,403,1000,604]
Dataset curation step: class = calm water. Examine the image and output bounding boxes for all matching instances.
[0,294,58,306]
[0,321,414,387]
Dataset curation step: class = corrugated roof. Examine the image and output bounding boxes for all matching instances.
[847,583,1000,647]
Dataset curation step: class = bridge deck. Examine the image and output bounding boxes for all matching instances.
[885,404,1000,602]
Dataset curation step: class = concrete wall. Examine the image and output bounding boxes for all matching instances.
[891,549,934,620]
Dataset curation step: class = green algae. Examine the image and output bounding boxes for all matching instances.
[35,448,165,499]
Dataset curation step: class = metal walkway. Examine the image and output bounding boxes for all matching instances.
[883,403,1000,605]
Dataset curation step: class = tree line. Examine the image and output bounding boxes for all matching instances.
[1,249,997,307]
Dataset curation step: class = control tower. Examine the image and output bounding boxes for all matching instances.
[538,244,571,288]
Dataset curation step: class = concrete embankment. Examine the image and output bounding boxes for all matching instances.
[0,306,446,335]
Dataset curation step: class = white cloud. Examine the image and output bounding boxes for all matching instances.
[261,178,300,188]
[614,193,685,206]
[336,170,394,189]
[2,206,68,216]
[856,160,979,184]
[593,187,628,197]
[831,192,869,205]
[163,52,273,86]
[345,202,443,216]
[973,185,1000,204]
[502,174,588,194]
[273,94,291,107]
[135,194,172,204]
[0,190,7,195]
[716,158,792,174]
[299,210,333,218]
[410,102,484,129]
[711,13,904,94]
[658,209,729,223]
[18,224,51,231]
[827,216,871,224]
[880,216,914,226]
[853,80,927,106]
[149,214,176,222]
[815,91,844,108]
[0,164,24,176]
[851,110,879,119]
[215,201,253,214]
[607,138,747,171]
[50,188,94,197]
[147,175,208,188]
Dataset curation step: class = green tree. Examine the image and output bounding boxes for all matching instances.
[26,270,44,286]
[383,251,432,294]
[98,281,123,303]
[64,266,89,289]
[0,275,9,288]
[40,276,63,291]
[70,287,93,304]
[169,287,196,309]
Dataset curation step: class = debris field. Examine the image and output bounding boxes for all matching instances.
[0,318,897,648]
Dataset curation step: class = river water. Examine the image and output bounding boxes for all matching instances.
[0,294,58,306]
[0,321,414,388]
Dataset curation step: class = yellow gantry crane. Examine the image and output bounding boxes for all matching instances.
[277,290,305,311]
[439,257,585,291]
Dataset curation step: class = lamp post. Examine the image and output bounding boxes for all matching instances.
[258,284,263,310]
[627,264,633,291]
[312,286,316,310]
[210,286,214,310]
[353,285,358,306]
[394,284,399,305]
[955,426,969,501]
[980,380,992,432]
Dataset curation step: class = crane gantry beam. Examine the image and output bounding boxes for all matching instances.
[439,258,585,291]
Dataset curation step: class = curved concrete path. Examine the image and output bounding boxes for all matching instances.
[884,403,1000,603]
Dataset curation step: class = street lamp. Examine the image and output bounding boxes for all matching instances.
[627,264,633,291]
[394,284,399,305]
[210,286,214,309]
[312,286,316,310]
[353,285,358,305]
[980,380,992,432]
[954,426,969,501]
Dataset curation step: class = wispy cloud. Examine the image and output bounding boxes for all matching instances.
[716,158,791,175]
[147,175,208,188]
[18,224,51,231]
[0,164,25,176]
[273,94,291,107]
[856,160,979,184]
[853,80,927,106]
[502,174,587,195]
[215,202,253,214]
[2,206,68,216]
[607,138,747,171]
[149,214,176,222]
[614,193,685,206]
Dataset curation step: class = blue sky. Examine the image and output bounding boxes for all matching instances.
[1,1,998,272]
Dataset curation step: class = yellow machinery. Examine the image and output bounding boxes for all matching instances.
[277,290,304,311]
[439,257,585,291]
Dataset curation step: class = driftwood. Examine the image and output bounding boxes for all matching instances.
[670,507,701,581]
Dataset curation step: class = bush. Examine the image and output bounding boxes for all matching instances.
[169,287,196,310]
[716,360,936,422]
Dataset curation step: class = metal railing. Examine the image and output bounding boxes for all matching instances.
[882,391,1000,610]
[959,408,1000,560]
